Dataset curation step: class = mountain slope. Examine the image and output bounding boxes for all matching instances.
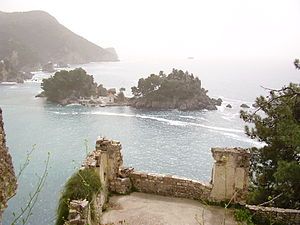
[0,10,118,70]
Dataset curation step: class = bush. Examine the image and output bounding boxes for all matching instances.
[234,209,255,225]
[55,169,101,225]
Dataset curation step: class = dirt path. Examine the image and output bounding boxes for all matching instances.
[101,192,237,225]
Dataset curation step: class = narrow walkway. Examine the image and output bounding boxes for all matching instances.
[101,192,237,225]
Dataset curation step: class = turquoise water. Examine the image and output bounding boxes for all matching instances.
[1,59,299,224]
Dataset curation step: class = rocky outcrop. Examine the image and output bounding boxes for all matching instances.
[240,103,250,108]
[0,58,33,83]
[226,104,232,108]
[130,96,218,111]
[0,108,17,223]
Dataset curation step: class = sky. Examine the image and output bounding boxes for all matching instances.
[1,0,300,61]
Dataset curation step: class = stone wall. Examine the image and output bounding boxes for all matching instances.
[63,138,252,224]
[130,171,212,201]
[0,108,17,224]
[246,205,300,225]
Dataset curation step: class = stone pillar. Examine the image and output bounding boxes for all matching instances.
[95,138,123,191]
[210,147,250,203]
[0,108,17,224]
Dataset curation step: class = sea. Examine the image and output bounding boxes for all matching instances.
[1,58,299,224]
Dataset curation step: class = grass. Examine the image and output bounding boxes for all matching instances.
[55,168,101,225]
[234,208,255,225]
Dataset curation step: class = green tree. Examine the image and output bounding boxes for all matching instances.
[131,69,204,100]
[97,84,108,96]
[240,83,300,209]
[41,68,96,102]
[119,87,126,92]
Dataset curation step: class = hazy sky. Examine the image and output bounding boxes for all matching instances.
[1,0,300,60]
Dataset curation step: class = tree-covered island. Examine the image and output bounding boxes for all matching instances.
[130,69,221,111]
[39,68,127,106]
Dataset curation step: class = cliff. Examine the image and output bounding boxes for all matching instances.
[0,108,17,223]
[0,10,119,72]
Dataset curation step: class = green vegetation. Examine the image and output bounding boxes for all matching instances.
[132,69,205,99]
[55,169,101,225]
[234,209,254,225]
[240,83,300,209]
[41,68,97,103]
[131,69,218,110]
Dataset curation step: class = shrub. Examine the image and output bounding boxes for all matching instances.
[55,169,101,225]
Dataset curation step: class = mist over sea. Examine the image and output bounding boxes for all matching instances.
[1,59,299,224]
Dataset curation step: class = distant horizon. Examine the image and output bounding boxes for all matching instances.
[1,0,300,61]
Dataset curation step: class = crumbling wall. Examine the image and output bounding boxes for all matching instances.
[210,147,250,203]
[246,205,300,225]
[0,108,17,224]
[64,138,124,225]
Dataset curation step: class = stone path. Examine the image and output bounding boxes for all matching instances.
[101,192,237,225]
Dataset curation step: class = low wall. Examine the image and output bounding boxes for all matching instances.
[246,205,300,225]
[130,171,212,202]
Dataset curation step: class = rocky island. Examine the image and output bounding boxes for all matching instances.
[130,69,221,111]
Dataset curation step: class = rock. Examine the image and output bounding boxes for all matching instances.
[211,98,223,106]
[0,108,17,222]
[35,92,46,98]
[240,103,250,108]
[226,104,232,108]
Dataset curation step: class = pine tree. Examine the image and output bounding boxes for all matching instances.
[240,82,300,209]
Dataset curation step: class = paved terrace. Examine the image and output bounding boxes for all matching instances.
[101,192,237,225]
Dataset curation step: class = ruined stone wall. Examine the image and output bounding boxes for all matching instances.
[129,171,212,201]
[210,147,250,203]
[246,205,300,225]
[64,138,123,225]
[0,108,17,224]
[63,138,252,224]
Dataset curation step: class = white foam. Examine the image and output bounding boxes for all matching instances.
[89,111,135,117]
[220,132,265,147]
[51,110,244,133]
[179,115,209,121]
[66,103,82,107]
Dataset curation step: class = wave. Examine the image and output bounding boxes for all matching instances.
[179,115,209,121]
[50,110,244,133]
[51,111,80,115]
[220,132,265,147]
[90,111,243,133]
[66,103,82,107]
[89,111,136,117]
